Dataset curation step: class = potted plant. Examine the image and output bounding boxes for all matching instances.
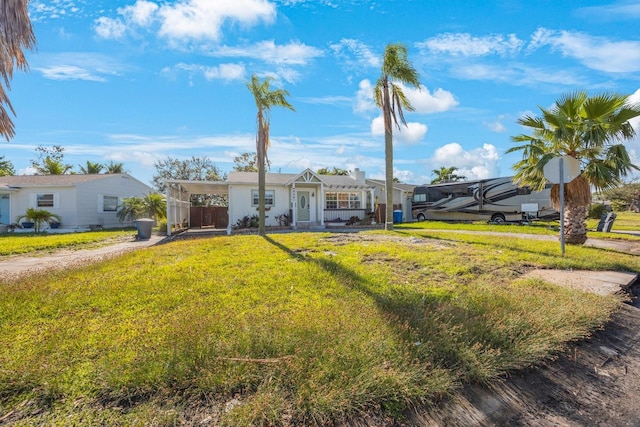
[16,208,62,233]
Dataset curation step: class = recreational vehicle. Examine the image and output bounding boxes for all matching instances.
[411,177,557,223]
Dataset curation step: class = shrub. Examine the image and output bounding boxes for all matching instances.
[587,204,608,219]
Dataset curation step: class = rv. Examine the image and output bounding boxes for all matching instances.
[411,177,557,223]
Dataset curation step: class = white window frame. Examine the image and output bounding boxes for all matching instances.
[325,192,361,209]
[35,193,57,208]
[103,195,119,212]
[251,189,274,207]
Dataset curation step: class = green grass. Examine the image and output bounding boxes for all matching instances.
[0,229,137,256]
[0,230,631,425]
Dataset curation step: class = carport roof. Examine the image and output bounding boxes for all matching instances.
[167,180,229,195]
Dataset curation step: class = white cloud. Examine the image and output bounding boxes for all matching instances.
[34,53,126,82]
[427,143,501,180]
[416,33,524,57]
[167,62,247,82]
[628,88,640,133]
[94,0,276,43]
[371,116,427,145]
[354,79,375,114]
[94,17,126,39]
[527,27,640,73]
[453,62,585,86]
[484,115,507,133]
[157,0,276,42]
[35,65,107,82]
[330,38,380,69]
[404,84,458,114]
[211,40,324,65]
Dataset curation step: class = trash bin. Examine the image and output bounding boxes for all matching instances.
[0,224,7,234]
[393,210,403,224]
[134,218,155,240]
[603,212,616,232]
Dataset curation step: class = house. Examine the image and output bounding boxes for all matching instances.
[365,179,416,224]
[165,168,379,234]
[0,174,152,230]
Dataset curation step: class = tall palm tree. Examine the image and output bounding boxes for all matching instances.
[79,161,104,174]
[508,91,640,244]
[143,192,166,221]
[36,157,73,175]
[431,166,466,184]
[247,74,294,236]
[0,0,36,140]
[374,43,421,230]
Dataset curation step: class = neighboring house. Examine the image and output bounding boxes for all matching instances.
[365,179,416,223]
[0,174,152,230]
[166,168,379,234]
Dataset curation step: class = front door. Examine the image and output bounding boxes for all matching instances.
[0,194,9,224]
[297,191,310,222]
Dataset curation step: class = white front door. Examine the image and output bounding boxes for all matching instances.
[297,191,310,222]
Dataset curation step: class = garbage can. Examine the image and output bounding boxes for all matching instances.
[0,224,7,234]
[393,210,403,224]
[603,212,616,232]
[134,218,155,240]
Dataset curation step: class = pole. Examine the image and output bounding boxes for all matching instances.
[559,158,565,256]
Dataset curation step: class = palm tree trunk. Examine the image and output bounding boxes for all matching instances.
[383,79,394,231]
[257,114,266,236]
[563,204,588,245]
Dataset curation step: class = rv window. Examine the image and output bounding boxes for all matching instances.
[413,193,426,203]
[517,186,532,195]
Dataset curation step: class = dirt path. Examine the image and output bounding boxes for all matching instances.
[0,234,165,280]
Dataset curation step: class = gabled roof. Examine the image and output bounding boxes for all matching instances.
[0,173,145,190]
[366,179,416,193]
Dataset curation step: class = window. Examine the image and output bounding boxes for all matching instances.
[103,195,119,212]
[251,190,274,207]
[36,193,54,208]
[325,192,361,209]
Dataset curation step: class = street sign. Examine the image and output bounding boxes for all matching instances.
[543,155,580,184]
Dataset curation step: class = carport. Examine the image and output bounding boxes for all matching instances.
[165,180,230,236]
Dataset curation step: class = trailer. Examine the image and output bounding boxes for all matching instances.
[411,177,557,223]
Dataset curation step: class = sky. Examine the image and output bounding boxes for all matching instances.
[1,0,640,188]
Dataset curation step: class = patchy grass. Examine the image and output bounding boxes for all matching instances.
[0,229,137,256]
[0,230,626,425]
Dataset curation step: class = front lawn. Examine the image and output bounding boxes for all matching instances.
[0,229,137,256]
[1,230,634,425]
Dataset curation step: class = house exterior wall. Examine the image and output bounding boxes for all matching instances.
[9,186,78,227]
[75,175,151,228]
[228,184,290,227]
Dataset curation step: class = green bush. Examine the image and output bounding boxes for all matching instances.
[587,203,608,219]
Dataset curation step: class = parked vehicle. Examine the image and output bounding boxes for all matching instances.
[411,177,557,223]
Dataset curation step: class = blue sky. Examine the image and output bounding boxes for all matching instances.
[2,0,640,187]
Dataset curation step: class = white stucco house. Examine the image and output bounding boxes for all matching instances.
[0,174,152,230]
[166,168,380,234]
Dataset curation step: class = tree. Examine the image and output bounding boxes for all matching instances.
[116,196,146,223]
[0,155,14,176]
[599,181,640,212]
[31,145,73,175]
[233,152,259,172]
[0,0,36,141]
[431,166,466,184]
[508,91,640,244]
[105,161,127,174]
[317,166,349,176]
[247,74,295,236]
[15,208,61,233]
[374,43,421,230]
[143,192,167,221]
[152,156,226,206]
[78,161,104,174]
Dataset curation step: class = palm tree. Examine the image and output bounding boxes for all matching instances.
[116,196,146,223]
[374,43,421,230]
[247,74,295,236]
[143,193,166,221]
[508,91,640,244]
[105,161,127,174]
[431,166,466,184]
[0,0,36,140]
[15,208,61,233]
[79,161,104,174]
[37,157,73,175]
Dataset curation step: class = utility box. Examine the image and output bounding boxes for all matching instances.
[134,218,155,240]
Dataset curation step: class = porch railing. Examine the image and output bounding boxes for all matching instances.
[323,209,369,222]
